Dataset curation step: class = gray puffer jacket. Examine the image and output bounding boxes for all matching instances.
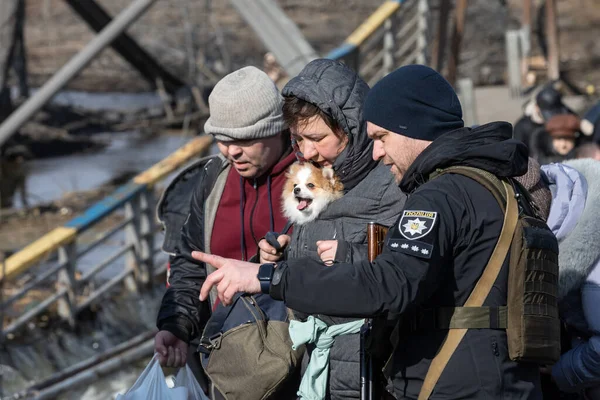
[282,59,406,399]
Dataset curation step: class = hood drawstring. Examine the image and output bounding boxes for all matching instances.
[267,175,275,233]
[239,177,247,261]
[240,175,276,261]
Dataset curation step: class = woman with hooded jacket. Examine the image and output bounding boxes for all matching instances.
[258,59,406,399]
[540,159,600,399]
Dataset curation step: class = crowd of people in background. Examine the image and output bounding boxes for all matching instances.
[514,82,600,165]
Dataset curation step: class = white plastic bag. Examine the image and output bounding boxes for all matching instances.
[174,364,209,400]
[116,354,188,400]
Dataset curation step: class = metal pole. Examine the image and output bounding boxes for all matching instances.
[416,0,429,65]
[56,242,78,327]
[0,0,160,147]
[505,30,522,98]
[457,78,478,127]
[382,19,395,76]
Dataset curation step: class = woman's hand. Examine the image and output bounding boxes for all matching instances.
[317,240,338,266]
[258,234,291,263]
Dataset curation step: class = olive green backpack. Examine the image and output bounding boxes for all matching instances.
[400,166,561,399]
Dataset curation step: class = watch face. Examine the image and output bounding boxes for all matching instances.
[258,263,274,280]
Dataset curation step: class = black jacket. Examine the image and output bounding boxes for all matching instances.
[156,155,226,343]
[270,122,543,399]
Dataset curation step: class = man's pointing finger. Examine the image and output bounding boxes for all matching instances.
[192,251,224,267]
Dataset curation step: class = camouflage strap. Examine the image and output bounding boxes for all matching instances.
[418,178,519,400]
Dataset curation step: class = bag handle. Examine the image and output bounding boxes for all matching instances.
[418,179,519,400]
[199,292,244,351]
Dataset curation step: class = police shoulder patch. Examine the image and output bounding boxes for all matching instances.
[398,210,437,240]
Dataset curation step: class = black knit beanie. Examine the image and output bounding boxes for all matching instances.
[363,65,464,141]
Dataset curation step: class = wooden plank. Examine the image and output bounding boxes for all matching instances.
[446,0,468,86]
[430,0,451,71]
[545,0,560,80]
[522,0,532,30]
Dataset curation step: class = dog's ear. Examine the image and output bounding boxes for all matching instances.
[322,167,344,194]
[287,162,301,178]
[322,167,340,188]
[322,167,335,181]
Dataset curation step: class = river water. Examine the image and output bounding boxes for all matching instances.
[14,90,197,208]
[24,131,193,207]
[1,91,214,399]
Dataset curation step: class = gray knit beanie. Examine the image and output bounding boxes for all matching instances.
[204,66,286,141]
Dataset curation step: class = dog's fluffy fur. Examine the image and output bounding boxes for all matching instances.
[282,162,343,225]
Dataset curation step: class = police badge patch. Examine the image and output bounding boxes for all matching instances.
[399,210,437,240]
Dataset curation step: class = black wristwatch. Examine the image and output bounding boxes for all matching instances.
[257,263,276,294]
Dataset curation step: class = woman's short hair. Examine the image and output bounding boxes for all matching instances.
[282,96,344,137]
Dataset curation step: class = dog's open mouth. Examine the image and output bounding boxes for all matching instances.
[296,197,313,211]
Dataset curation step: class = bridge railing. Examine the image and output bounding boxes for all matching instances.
[326,0,429,87]
[0,135,213,336]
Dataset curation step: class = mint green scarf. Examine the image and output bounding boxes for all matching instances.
[289,315,365,400]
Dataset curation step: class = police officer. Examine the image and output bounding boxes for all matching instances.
[193,65,543,399]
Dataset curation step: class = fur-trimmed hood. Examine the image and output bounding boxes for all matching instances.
[541,159,600,330]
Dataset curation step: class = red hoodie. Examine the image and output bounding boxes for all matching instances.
[211,152,296,264]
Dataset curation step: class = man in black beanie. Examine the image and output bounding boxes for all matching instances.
[192,65,549,399]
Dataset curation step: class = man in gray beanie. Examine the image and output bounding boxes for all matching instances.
[154,66,296,395]
[193,65,555,399]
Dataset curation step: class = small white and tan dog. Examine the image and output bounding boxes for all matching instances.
[282,162,344,225]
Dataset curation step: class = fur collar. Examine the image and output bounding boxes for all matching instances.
[558,159,600,300]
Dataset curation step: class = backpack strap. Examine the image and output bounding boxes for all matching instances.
[418,173,519,400]
[430,166,508,209]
